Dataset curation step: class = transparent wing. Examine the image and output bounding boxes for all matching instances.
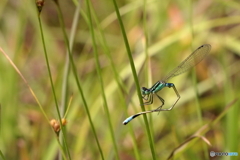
[163,44,211,82]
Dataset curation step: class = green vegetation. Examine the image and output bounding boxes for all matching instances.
[0,0,239,159]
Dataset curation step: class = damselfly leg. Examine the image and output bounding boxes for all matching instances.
[158,83,180,111]
[142,93,153,105]
[153,93,165,111]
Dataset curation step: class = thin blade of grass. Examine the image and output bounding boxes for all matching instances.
[111,0,156,159]
[167,98,238,160]
[53,2,105,159]
[85,0,120,159]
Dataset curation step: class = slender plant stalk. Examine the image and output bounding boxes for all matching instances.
[36,9,71,160]
[188,0,203,127]
[0,47,68,160]
[0,48,48,120]
[89,3,129,99]
[223,49,238,160]
[0,149,6,160]
[89,6,142,160]
[111,0,156,159]
[60,0,81,114]
[142,0,155,138]
[167,98,238,159]
[80,3,141,159]
[0,103,2,133]
[85,0,120,159]
[53,2,105,159]
[187,0,209,159]
[59,2,82,160]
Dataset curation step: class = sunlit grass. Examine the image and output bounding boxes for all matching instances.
[0,0,239,160]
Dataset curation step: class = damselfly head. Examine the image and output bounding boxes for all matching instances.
[141,87,150,95]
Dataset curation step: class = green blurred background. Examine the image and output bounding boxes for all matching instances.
[0,0,239,160]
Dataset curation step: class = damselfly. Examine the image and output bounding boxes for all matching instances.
[123,44,211,125]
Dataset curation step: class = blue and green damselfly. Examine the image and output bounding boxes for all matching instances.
[123,44,211,125]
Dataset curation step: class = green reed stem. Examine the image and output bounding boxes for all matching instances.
[36,7,70,160]
[85,0,120,159]
[53,2,105,160]
[111,0,156,159]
